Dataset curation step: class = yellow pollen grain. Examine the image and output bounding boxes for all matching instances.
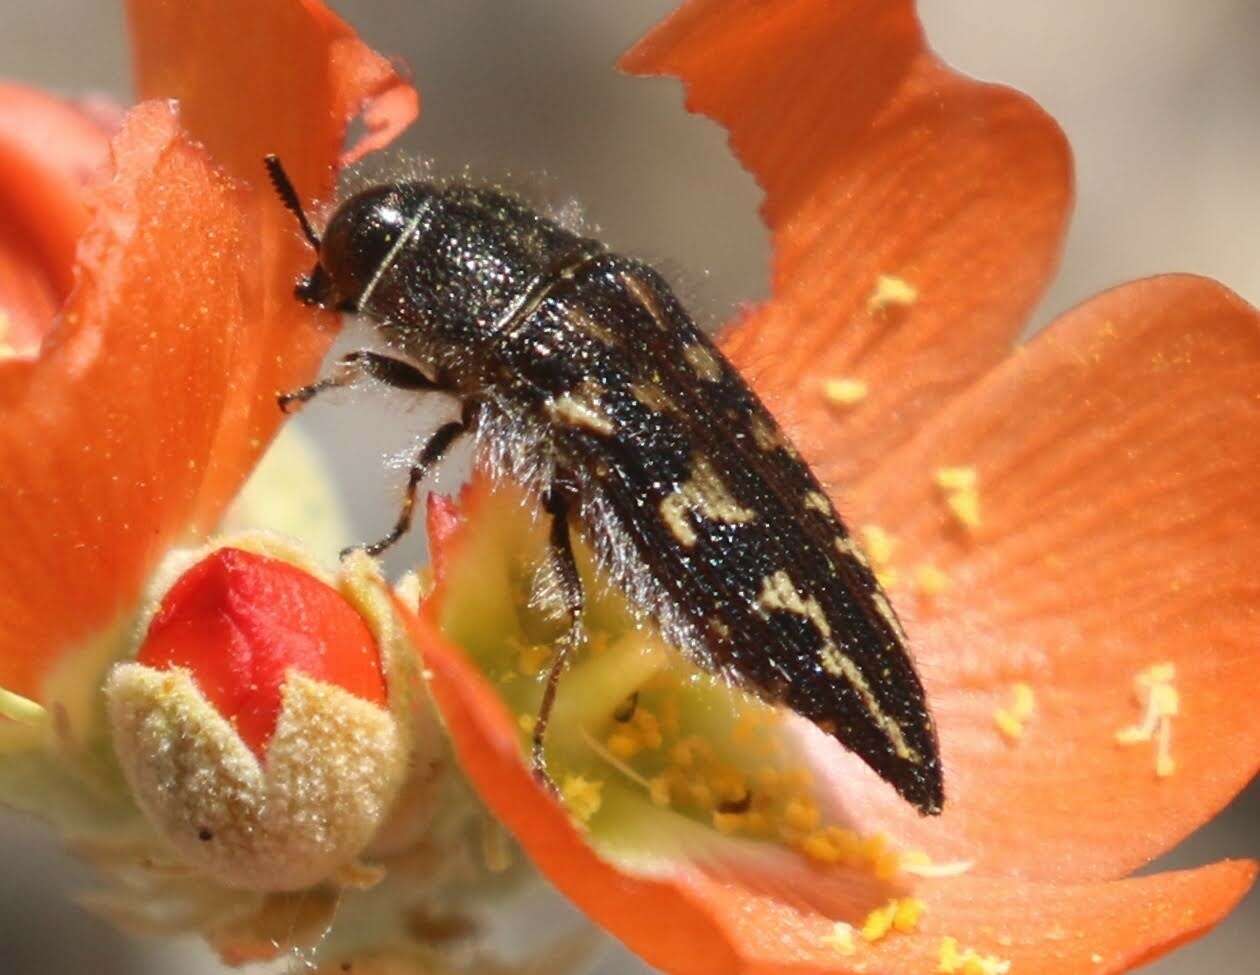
[937,937,1012,975]
[799,830,843,865]
[993,682,1037,742]
[712,811,747,835]
[892,897,926,933]
[632,708,664,749]
[606,728,643,760]
[862,897,925,942]
[783,796,821,834]
[915,563,952,597]
[560,775,604,823]
[822,377,869,407]
[860,524,898,567]
[945,489,982,531]
[710,767,751,805]
[934,466,978,492]
[517,713,536,735]
[934,466,983,532]
[1115,660,1179,777]
[821,922,858,956]
[867,274,919,314]
[670,735,713,769]
[689,781,715,810]
[648,776,672,807]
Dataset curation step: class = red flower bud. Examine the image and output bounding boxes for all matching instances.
[137,547,386,756]
[107,544,410,891]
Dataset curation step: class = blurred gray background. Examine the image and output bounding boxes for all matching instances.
[0,1,1256,972]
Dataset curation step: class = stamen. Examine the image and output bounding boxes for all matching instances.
[867,274,919,314]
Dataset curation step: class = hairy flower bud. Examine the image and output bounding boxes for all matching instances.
[106,545,409,891]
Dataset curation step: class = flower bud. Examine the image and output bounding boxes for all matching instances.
[106,545,408,891]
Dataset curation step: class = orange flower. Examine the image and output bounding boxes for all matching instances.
[405,2,1260,974]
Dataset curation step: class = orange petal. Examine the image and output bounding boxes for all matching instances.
[408,507,1255,974]
[0,103,251,700]
[127,0,418,527]
[0,84,110,352]
[820,275,1260,883]
[0,3,414,699]
[621,0,1072,489]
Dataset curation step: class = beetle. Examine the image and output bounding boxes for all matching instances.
[264,155,944,814]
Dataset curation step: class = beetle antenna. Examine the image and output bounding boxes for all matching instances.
[263,154,320,251]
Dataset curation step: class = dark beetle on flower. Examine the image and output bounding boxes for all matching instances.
[265,155,943,815]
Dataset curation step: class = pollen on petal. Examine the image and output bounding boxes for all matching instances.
[866,274,918,314]
[1115,662,1179,777]
[933,466,983,532]
[861,897,924,942]
[822,377,869,407]
[860,524,897,566]
[914,563,952,597]
[938,936,1012,975]
[993,682,1037,742]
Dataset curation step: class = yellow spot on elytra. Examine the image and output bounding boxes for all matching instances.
[822,377,869,407]
[660,456,756,546]
[867,274,918,314]
[546,380,615,435]
[684,342,724,382]
[934,466,982,531]
[938,937,1012,975]
[821,921,857,956]
[915,563,952,597]
[804,490,831,515]
[1115,662,1179,777]
[560,775,603,823]
[993,682,1037,742]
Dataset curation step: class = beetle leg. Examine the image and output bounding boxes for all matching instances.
[345,404,476,560]
[278,350,444,414]
[531,481,585,793]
